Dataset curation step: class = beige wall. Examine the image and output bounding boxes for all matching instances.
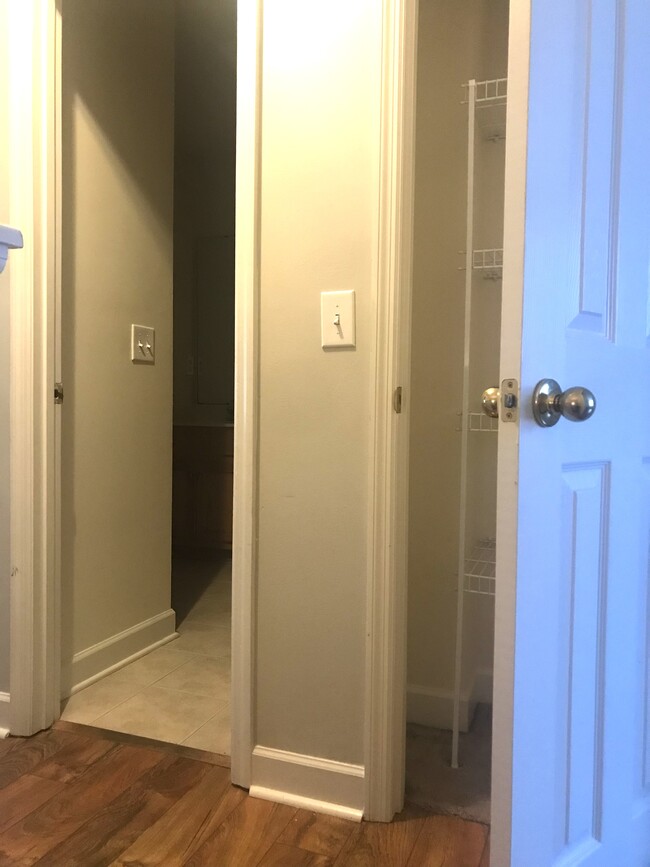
[255,0,381,764]
[61,1,175,667]
[173,0,236,427]
[408,0,508,710]
[0,0,11,693]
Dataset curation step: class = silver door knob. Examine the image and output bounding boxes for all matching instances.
[532,378,596,427]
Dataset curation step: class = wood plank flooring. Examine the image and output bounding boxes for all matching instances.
[0,724,490,866]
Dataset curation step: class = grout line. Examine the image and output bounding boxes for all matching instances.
[88,688,147,726]
[178,701,232,743]
[143,654,203,688]
[144,683,231,702]
[67,571,233,734]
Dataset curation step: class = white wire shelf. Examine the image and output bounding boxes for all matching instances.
[464,538,496,596]
[457,248,504,281]
[462,77,508,106]
[468,412,498,432]
[473,248,503,269]
[456,412,498,432]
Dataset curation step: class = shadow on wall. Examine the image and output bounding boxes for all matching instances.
[63,1,175,231]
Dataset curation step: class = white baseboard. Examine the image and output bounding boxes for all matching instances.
[407,668,493,731]
[0,692,9,738]
[61,609,178,697]
[250,746,364,822]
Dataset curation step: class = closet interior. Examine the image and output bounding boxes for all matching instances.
[406,0,509,823]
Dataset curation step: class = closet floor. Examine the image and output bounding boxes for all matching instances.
[60,552,232,755]
[405,703,492,825]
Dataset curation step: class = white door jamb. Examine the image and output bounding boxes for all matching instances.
[231,0,262,789]
[364,0,418,823]
[490,3,531,863]
[8,0,60,737]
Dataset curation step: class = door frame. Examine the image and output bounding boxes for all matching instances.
[8,0,533,840]
[6,0,259,788]
[363,0,418,823]
[363,0,531,856]
[8,0,61,737]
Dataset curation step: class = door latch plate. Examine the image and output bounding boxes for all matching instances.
[501,378,518,423]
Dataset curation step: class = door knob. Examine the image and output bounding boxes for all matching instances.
[532,378,596,427]
[481,385,517,420]
[481,387,500,418]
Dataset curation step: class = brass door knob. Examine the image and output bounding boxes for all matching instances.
[481,387,500,419]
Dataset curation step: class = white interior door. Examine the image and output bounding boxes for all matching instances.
[502,0,650,864]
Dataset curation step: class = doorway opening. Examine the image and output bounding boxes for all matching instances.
[405,0,509,824]
[58,0,237,756]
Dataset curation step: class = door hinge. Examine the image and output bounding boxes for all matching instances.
[393,386,402,414]
[54,382,64,404]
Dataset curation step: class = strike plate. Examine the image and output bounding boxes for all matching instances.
[500,378,518,423]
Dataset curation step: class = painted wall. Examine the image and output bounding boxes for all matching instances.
[407,0,509,723]
[0,0,11,694]
[173,0,236,428]
[255,0,381,764]
[60,1,175,679]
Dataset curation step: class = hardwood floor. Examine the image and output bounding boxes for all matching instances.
[0,724,489,866]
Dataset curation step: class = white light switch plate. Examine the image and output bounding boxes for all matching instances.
[321,290,356,349]
[131,324,155,364]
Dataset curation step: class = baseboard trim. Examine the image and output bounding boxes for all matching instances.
[0,692,9,738]
[407,669,493,731]
[61,609,178,698]
[250,785,363,823]
[251,746,364,821]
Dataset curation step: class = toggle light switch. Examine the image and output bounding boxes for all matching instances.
[321,290,356,349]
[131,324,155,364]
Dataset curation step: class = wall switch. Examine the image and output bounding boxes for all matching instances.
[321,290,356,349]
[131,324,155,364]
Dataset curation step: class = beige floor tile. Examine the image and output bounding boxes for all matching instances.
[73,556,233,748]
[183,704,231,755]
[173,623,231,658]
[155,655,231,701]
[93,686,225,744]
[106,644,198,686]
[60,678,142,724]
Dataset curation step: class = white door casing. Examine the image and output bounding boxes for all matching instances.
[8,0,61,737]
[231,0,262,789]
[496,0,650,864]
[7,0,258,787]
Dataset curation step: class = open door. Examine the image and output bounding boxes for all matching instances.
[494,0,650,863]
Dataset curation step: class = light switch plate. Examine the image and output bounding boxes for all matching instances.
[321,290,356,349]
[131,324,155,364]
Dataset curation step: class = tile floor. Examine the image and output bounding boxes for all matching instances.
[60,553,232,755]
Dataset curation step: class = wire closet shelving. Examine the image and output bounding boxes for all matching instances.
[451,77,507,770]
